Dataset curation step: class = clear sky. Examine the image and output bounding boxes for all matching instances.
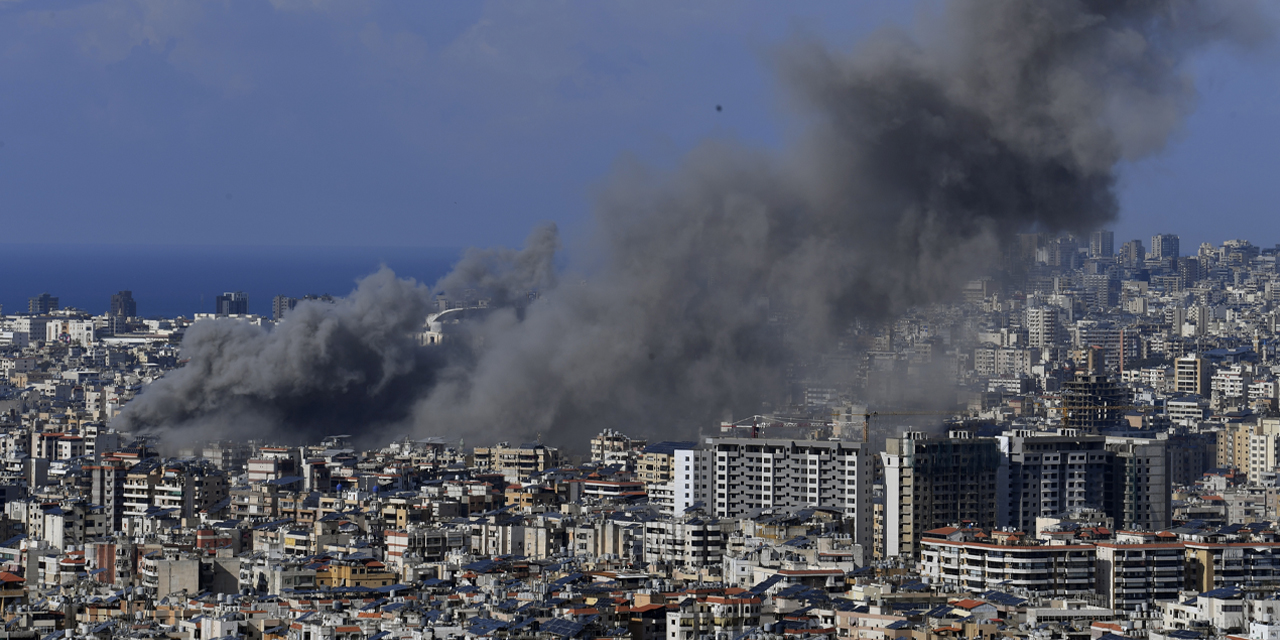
[1,1,1276,252]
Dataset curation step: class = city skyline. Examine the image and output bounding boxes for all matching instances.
[3,2,1280,636]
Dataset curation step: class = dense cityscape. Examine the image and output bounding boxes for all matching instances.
[0,231,1275,639]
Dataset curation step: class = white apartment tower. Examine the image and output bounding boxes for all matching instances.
[1026,306,1061,349]
[674,438,873,564]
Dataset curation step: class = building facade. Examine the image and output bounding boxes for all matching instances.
[882,432,1004,559]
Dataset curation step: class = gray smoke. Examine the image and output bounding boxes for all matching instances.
[116,0,1268,448]
[433,223,559,309]
[116,269,439,445]
[411,0,1268,445]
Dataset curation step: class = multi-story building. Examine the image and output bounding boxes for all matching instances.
[1213,365,1254,400]
[707,438,872,563]
[468,517,564,559]
[123,464,160,519]
[87,464,127,532]
[272,295,297,321]
[192,440,254,472]
[1106,436,1172,532]
[215,291,248,315]
[1217,420,1280,480]
[1251,379,1279,411]
[27,293,59,315]
[671,448,713,516]
[638,441,697,485]
[1185,541,1280,593]
[882,431,1003,559]
[123,461,228,520]
[999,432,1115,532]
[665,593,761,640]
[972,346,1034,378]
[589,429,645,470]
[109,291,136,318]
[314,558,398,588]
[1120,239,1145,268]
[1061,368,1130,433]
[471,443,561,482]
[1095,535,1185,610]
[1026,306,1061,349]
[1177,355,1212,396]
[384,526,468,568]
[1168,396,1210,426]
[920,527,1096,596]
[643,515,730,568]
[1151,233,1181,261]
[1090,230,1114,259]
[570,517,644,563]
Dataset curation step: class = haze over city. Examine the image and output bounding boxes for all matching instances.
[1,2,1280,639]
[0,1,1277,253]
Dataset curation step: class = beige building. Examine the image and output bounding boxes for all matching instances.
[637,441,697,485]
[471,443,561,481]
[1176,355,1212,396]
[1217,419,1280,480]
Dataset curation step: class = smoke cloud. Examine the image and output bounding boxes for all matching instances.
[116,0,1269,448]
[116,269,441,445]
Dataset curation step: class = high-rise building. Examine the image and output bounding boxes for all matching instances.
[1104,436,1171,532]
[1119,239,1145,268]
[998,433,1115,532]
[1089,230,1114,258]
[1047,235,1081,270]
[1095,537,1184,610]
[272,295,297,320]
[271,296,295,322]
[1026,306,1061,348]
[1150,233,1180,261]
[28,293,59,314]
[694,438,872,562]
[1082,274,1119,309]
[882,431,1004,558]
[1177,256,1204,288]
[1061,368,1130,433]
[1175,355,1211,396]
[110,290,137,318]
[215,291,248,315]
[88,464,127,532]
[271,294,334,320]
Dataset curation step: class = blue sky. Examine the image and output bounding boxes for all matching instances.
[0,1,1276,251]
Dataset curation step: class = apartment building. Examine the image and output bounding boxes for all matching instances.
[471,442,562,482]
[1177,355,1212,396]
[643,515,730,568]
[882,431,1003,558]
[589,429,645,470]
[1106,436,1172,532]
[704,438,872,563]
[1095,535,1185,610]
[665,593,762,640]
[1184,541,1280,593]
[999,432,1115,533]
[637,441,697,485]
[919,528,1096,596]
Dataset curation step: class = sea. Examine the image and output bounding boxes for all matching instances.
[0,244,461,319]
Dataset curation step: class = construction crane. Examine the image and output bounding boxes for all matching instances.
[859,409,965,443]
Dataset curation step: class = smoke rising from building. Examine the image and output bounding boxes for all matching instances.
[117,269,442,445]
[116,0,1269,447]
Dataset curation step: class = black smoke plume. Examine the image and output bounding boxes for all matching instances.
[116,0,1269,448]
